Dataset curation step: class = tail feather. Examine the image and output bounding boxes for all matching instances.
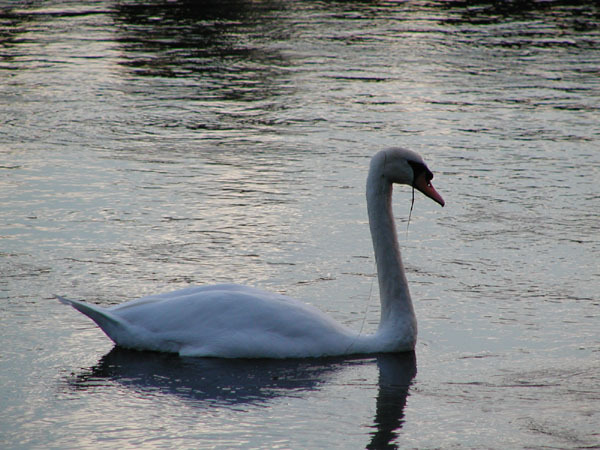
[56,295,131,346]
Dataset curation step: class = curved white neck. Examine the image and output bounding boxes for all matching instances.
[366,165,417,338]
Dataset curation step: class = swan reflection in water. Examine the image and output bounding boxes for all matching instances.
[66,348,417,447]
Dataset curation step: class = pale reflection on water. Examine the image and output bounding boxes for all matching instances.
[1,0,599,448]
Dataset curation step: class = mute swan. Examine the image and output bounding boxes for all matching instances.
[57,148,444,358]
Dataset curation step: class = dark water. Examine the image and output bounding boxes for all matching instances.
[1,1,599,448]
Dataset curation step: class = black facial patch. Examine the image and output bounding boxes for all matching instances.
[407,160,433,185]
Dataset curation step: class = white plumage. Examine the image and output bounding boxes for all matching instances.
[58,148,444,358]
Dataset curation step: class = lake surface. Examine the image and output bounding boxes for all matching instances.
[1,0,599,448]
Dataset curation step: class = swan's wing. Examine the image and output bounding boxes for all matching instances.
[59,285,358,358]
[108,284,356,358]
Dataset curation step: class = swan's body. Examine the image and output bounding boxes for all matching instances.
[58,148,444,358]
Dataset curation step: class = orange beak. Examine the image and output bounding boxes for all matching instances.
[414,173,445,207]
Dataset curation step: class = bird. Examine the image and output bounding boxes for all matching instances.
[57,147,444,358]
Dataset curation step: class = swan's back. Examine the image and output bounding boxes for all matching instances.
[64,284,360,358]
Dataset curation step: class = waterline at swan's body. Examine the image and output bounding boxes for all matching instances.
[58,283,414,358]
[58,148,444,358]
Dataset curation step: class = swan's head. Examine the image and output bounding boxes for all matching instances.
[375,147,445,207]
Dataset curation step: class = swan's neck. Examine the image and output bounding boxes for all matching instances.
[367,168,417,341]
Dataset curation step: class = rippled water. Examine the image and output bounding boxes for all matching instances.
[1,1,599,448]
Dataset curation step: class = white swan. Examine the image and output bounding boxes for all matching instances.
[57,148,444,358]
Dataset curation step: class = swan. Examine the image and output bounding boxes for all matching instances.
[57,148,444,358]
